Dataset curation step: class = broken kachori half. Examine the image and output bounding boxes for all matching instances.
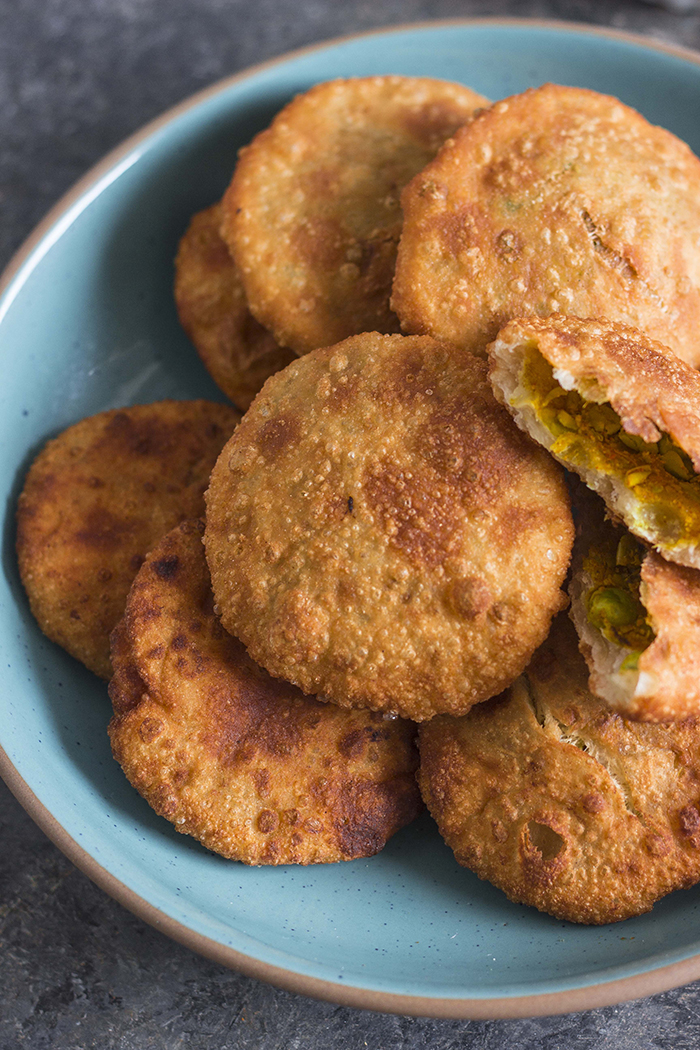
[569,499,700,722]
[174,203,295,410]
[393,83,700,367]
[204,332,573,722]
[489,315,700,569]
[419,615,700,924]
[222,75,488,355]
[17,400,240,678]
[109,519,421,865]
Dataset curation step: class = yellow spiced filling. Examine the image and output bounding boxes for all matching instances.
[518,350,700,549]
[582,530,654,672]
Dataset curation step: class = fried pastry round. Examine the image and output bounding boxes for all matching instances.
[393,84,700,367]
[222,76,488,355]
[174,203,295,410]
[489,315,700,568]
[109,520,421,865]
[569,502,700,722]
[17,400,240,678]
[204,332,573,722]
[419,616,700,924]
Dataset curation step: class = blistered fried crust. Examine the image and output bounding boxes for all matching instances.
[222,76,488,355]
[393,84,700,367]
[489,315,700,567]
[109,520,421,865]
[174,204,295,410]
[16,401,240,678]
[419,616,700,924]
[204,332,573,721]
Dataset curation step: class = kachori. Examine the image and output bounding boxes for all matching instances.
[489,315,700,569]
[17,400,239,678]
[393,84,700,367]
[204,332,573,722]
[569,502,700,722]
[222,75,488,354]
[109,519,421,864]
[419,616,700,924]
[174,203,295,410]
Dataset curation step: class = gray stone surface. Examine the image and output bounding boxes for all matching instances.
[3,0,700,1045]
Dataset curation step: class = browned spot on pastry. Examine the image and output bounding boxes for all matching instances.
[582,792,606,814]
[445,577,492,620]
[138,717,164,743]
[153,556,179,581]
[257,414,300,459]
[364,460,459,569]
[291,216,346,272]
[495,228,522,261]
[74,506,133,551]
[257,809,279,834]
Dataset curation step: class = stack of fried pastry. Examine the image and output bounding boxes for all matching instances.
[17,76,700,925]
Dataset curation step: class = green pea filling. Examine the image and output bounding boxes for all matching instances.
[582,527,654,665]
[518,349,700,549]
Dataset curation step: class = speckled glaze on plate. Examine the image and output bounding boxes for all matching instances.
[2,19,700,1020]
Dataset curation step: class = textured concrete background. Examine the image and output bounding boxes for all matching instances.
[3,0,700,1046]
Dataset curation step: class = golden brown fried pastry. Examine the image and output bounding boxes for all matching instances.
[174,203,295,410]
[569,502,700,722]
[109,520,421,865]
[419,615,700,924]
[489,315,700,569]
[222,76,488,355]
[17,400,240,678]
[204,332,573,722]
[393,84,700,367]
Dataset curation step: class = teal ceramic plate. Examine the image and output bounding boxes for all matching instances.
[3,19,700,1020]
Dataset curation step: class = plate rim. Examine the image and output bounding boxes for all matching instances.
[3,16,700,1020]
[6,737,700,1019]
